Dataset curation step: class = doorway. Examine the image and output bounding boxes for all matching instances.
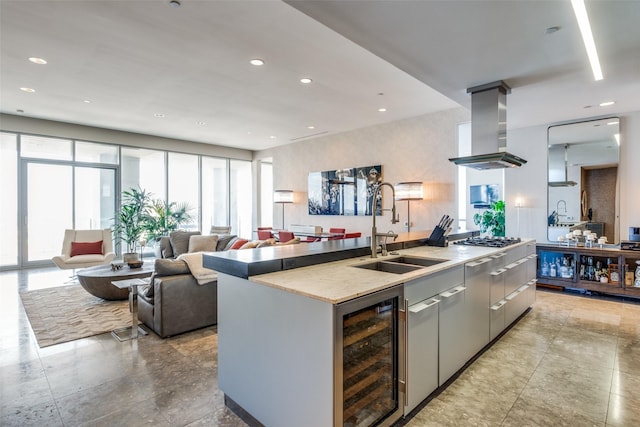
[21,160,117,267]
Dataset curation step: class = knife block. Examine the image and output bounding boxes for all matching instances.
[425,226,449,247]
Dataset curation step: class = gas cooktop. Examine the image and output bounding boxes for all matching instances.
[453,236,521,248]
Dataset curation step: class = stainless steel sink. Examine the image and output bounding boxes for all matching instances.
[354,261,423,274]
[387,256,448,268]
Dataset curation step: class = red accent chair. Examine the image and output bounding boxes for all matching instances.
[328,227,346,240]
[344,232,362,239]
[257,230,273,240]
[278,231,295,243]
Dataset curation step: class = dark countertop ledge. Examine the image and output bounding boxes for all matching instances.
[203,230,479,278]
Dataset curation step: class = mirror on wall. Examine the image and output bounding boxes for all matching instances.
[547,117,620,244]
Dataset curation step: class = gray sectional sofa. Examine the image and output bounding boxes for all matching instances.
[139,230,298,338]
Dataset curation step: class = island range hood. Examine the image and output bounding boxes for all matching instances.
[548,144,577,187]
[449,81,527,170]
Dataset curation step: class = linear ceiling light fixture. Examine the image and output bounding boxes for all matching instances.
[571,0,603,81]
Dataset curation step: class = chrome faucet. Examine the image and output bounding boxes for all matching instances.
[557,199,567,214]
[371,182,400,258]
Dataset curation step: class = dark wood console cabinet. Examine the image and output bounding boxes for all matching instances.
[536,243,640,298]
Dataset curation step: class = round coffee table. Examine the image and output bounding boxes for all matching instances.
[77,262,154,300]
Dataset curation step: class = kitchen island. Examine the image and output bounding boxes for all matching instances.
[204,235,536,427]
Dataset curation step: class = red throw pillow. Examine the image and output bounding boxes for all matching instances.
[70,240,103,257]
[229,238,249,250]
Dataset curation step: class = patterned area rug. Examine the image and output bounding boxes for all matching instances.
[20,284,131,348]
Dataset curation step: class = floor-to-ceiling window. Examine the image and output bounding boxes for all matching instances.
[230,160,252,238]
[0,133,18,268]
[18,135,118,267]
[260,161,273,227]
[168,152,199,231]
[202,157,229,233]
[0,129,255,270]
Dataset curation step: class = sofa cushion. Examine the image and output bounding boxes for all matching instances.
[239,240,261,249]
[257,238,277,248]
[229,238,249,250]
[276,237,301,245]
[70,240,103,257]
[169,231,201,257]
[139,284,154,302]
[154,258,190,277]
[216,234,237,251]
[188,234,218,253]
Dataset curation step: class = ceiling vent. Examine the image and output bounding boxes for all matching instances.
[449,81,527,170]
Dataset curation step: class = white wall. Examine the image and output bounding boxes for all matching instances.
[256,107,470,235]
[260,108,639,242]
[505,110,640,243]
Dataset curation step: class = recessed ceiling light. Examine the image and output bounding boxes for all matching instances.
[544,26,561,34]
[154,113,165,118]
[250,59,265,66]
[599,101,615,107]
[28,57,47,65]
[196,121,206,126]
[378,108,387,112]
[20,87,36,93]
[269,135,276,139]
[300,78,312,84]
[83,99,91,104]
[307,125,315,129]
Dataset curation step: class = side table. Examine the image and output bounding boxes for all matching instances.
[111,277,150,341]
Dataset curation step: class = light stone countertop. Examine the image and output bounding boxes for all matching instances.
[249,239,535,304]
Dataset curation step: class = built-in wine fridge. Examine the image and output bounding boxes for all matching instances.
[334,285,405,427]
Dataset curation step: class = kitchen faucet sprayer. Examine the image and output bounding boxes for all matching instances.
[371,182,399,258]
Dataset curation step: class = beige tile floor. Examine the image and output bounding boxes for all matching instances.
[1,267,639,426]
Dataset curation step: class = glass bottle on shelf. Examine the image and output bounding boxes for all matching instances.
[550,261,557,277]
[560,257,569,278]
[541,256,549,276]
[635,261,640,288]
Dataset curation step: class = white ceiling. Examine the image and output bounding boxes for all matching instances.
[1,0,639,152]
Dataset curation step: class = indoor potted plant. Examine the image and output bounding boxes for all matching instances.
[144,199,193,242]
[473,200,505,237]
[112,187,152,263]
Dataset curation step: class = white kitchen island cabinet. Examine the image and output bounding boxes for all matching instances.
[205,235,536,426]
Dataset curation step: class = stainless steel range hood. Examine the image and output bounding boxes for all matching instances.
[449,81,527,170]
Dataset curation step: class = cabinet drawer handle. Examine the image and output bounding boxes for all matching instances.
[490,268,507,276]
[467,258,492,268]
[491,252,506,259]
[527,279,537,285]
[409,298,440,313]
[441,285,465,298]
[490,300,506,310]
[505,290,520,301]
[423,298,440,308]
[518,284,530,292]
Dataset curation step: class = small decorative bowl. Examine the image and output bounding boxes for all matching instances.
[128,261,143,269]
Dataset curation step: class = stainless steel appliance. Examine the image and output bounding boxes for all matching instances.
[335,285,405,427]
[453,236,521,248]
[621,241,640,251]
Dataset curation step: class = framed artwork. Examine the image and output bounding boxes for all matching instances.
[308,165,382,216]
